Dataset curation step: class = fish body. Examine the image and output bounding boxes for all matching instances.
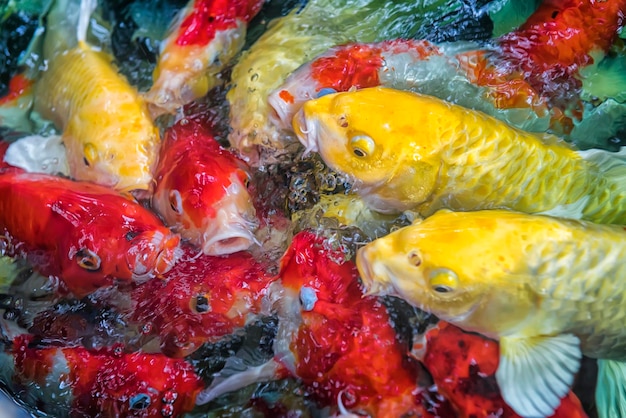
[152,117,258,256]
[419,322,588,418]
[128,244,274,357]
[35,41,160,194]
[2,334,204,418]
[294,87,626,223]
[274,0,626,147]
[0,172,180,297]
[356,209,626,417]
[145,0,264,116]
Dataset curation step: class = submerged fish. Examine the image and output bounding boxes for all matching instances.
[0,172,181,298]
[0,327,204,418]
[273,0,626,147]
[356,209,626,418]
[418,321,588,418]
[227,0,495,165]
[152,116,258,256]
[145,0,265,116]
[294,87,626,223]
[196,231,452,417]
[35,0,160,194]
[127,244,274,357]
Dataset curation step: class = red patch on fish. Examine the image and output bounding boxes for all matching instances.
[129,244,275,357]
[277,231,452,417]
[0,172,180,298]
[278,90,295,104]
[0,74,32,105]
[422,322,588,418]
[176,0,265,46]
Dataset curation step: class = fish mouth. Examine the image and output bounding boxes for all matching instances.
[356,246,394,296]
[292,109,319,155]
[202,226,259,256]
[127,230,182,281]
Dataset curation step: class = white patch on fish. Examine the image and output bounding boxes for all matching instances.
[4,135,70,176]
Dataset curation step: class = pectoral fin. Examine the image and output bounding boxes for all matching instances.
[497,334,582,418]
[596,359,626,418]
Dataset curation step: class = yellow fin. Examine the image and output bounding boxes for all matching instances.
[497,334,581,418]
[596,359,626,418]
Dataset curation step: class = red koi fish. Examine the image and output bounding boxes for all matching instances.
[270,0,626,140]
[0,172,181,298]
[145,0,265,116]
[459,0,626,133]
[196,231,453,417]
[152,116,258,256]
[2,333,204,418]
[127,244,275,357]
[418,322,588,418]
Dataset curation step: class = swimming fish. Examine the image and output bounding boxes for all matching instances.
[196,230,452,417]
[0,171,181,298]
[293,87,626,223]
[34,0,160,194]
[0,326,204,418]
[145,0,264,116]
[356,209,626,418]
[152,116,258,256]
[417,321,588,418]
[227,0,494,166]
[127,244,274,357]
[274,0,626,149]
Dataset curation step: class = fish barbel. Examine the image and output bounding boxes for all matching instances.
[34,0,159,194]
[356,209,626,417]
[294,87,626,223]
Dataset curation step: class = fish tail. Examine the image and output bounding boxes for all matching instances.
[577,147,626,224]
[595,359,626,418]
[76,0,97,45]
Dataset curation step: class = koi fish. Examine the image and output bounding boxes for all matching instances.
[0,171,181,298]
[0,330,204,418]
[196,230,453,417]
[356,209,626,418]
[293,87,626,223]
[34,0,160,194]
[417,321,588,418]
[227,0,494,165]
[273,0,626,149]
[127,244,274,357]
[144,0,265,116]
[152,116,258,256]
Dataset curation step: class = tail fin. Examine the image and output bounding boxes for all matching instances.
[596,359,626,418]
[42,0,95,57]
[76,0,97,45]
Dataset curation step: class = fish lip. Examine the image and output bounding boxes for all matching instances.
[128,230,181,281]
[292,109,318,156]
[201,226,259,256]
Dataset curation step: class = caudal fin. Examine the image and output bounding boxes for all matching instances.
[596,359,626,418]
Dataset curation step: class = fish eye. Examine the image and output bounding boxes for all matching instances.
[428,268,458,294]
[169,190,183,215]
[125,231,139,241]
[316,87,337,98]
[299,286,318,311]
[407,251,421,267]
[83,143,98,166]
[76,248,101,271]
[349,135,375,158]
[129,393,151,410]
[191,294,210,313]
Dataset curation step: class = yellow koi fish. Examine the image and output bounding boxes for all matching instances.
[34,0,159,194]
[356,209,626,418]
[293,87,626,224]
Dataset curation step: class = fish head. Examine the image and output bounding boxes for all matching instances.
[356,210,536,332]
[293,87,441,213]
[153,150,259,256]
[124,228,182,281]
[65,100,160,194]
[131,245,273,357]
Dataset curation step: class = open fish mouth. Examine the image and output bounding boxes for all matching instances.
[127,230,181,281]
[202,225,260,256]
